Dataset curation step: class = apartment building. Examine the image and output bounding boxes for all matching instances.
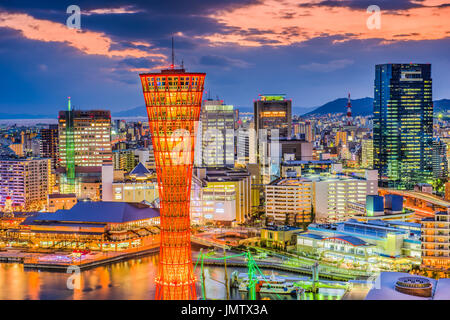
[422,211,450,269]
[265,177,313,226]
[310,170,378,222]
[0,158,51,211]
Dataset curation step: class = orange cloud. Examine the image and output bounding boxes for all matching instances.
[202,0,450,47]
[0,12,166,60]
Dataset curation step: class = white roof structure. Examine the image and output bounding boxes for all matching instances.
[365,272,450,300]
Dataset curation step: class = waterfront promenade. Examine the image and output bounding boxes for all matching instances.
[0,243,159,271]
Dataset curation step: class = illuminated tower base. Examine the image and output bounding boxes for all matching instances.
[140,67,205,300]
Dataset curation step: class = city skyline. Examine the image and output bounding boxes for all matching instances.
[0,1,450,115]
[2,0,450,305]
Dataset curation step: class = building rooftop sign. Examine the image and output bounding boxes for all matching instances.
[258,94,286,101]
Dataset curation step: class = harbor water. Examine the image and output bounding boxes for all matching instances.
[0,252,345,300]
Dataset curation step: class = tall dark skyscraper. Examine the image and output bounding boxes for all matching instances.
[254,94,292,138]
[253,95,292,184]
[40,124,59,169]
[373,63,433,189]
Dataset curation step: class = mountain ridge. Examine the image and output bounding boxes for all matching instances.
[2,98,450,119]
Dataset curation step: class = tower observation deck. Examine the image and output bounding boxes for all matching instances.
[139,67,206,300]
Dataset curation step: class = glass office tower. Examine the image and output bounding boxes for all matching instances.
[200,99,235,167]
[373,64,433,189]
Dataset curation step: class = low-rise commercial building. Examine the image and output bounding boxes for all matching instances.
[297,219,421,268]
[47,193,77,212]
[280,160,334,177]
[8,201,160,251]
[346,195,414,222]
[110,163,158,204]
[191,167,252,225]
[261,225,301,250]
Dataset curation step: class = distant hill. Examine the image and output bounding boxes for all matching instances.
[304,97,450,116]
[2,98,449,119]
[434,99,450,113]
[112,106,146,117]
[304,97,374,116]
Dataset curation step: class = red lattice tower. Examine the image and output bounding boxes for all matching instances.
[140,67,205,300]
[346,92,352,126]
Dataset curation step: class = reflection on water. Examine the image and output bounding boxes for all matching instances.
[0,254,160,300]
[0,253,342,300]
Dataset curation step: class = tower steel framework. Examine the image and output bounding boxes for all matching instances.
[140,67,205,300]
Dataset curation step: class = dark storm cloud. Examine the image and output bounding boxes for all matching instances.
[118,57,158,69]
[81,12,230,42]
[0,0,259,38]
[199,55,249,68]
[0,0,262,53]
[0,0,261,15]
[298,0,428,10]
[200,55,231,67]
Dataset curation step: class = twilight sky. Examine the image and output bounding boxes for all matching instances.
[0,0,449,115]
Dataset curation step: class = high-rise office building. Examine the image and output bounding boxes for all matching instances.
[361,138,374,169]
[254,94,292,138]
[442,138,450,175]
[254,94,292,184]
[194,119,203,166]
[373,63,433,189]
[58,104,112,194]
[20,131,39,156]
[335,131,348,147]
[236,128,250,165]
[200,99,234,167]
[304,121,314,142]
[113,149,137,172]
[432,138,448,179]
[58,109,112,168]
[40,124,59,169]
[294,121,313,141]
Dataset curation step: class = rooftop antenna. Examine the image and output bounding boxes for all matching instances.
[171,36,175,69]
